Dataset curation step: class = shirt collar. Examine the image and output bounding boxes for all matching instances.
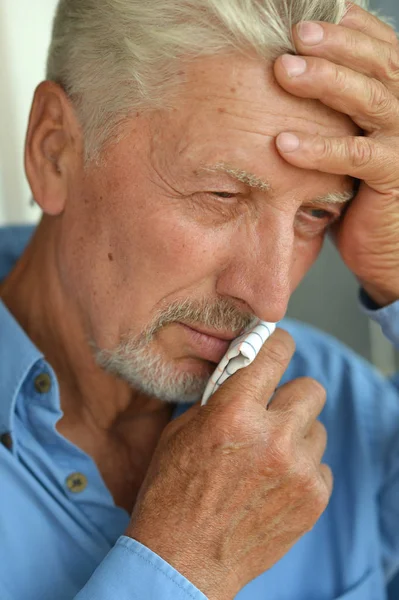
[0,300,43,438]
[171,401,193,420]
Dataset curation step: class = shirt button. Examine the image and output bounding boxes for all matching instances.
[34,373,52,394]
[66,473,88,494]
[0,432,13,451]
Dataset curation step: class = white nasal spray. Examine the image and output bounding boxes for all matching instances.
[201,321,277,406]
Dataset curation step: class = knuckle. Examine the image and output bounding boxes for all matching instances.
[387,28,399,49]
[295,377,327,402]
[294,462,315,491]
[346,137,373,169]
[344,26,360,54]
[310,421,328,455]
[385,46,399,81]
[315,420,328,444]
[264,330,295,367]
[265,427,296,475]
[277,378,327,415]
[368,80,393,118]
[332,64,349,91]
[320,463,334,492]
[304,494,329,531]
[223,400,252,431]
[316,137,334,162]
[312,478,331,516]
[294,466,330,523]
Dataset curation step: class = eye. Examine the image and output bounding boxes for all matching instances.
[301,207,342,223]
[308,208,332,220]
[296,206,341,238]
[211,192,237,199]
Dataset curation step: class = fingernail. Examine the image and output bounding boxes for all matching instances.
[297,22,324,45]
[277,133,300,153]
[281,55,307,77]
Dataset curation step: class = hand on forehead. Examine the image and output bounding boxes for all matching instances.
[272,2,399,308]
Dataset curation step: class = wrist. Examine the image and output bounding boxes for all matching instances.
[361,283,399,309]
[126,524,233,600]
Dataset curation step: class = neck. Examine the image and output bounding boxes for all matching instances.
[0,218,173,444]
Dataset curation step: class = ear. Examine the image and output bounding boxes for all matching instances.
[24,81,84,216]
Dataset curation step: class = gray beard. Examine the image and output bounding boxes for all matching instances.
[93,297,256,404]
[94,336,209,404]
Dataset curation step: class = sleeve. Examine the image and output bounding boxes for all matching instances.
[74,536,207,600]
[360,291,399,351]
[360,292,399,587]
[360,292,399,392]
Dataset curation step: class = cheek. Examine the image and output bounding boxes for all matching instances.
[60,210,233,349]
[116,212,230,295]
[290,236,324,292]
[100,213,234,346]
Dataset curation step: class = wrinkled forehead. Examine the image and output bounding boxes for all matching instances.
[159,52,358,148]
[141,52,359,200]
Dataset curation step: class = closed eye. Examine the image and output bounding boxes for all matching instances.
[308,209,334,219]
[211,192,237,199]
[296,205,342,238]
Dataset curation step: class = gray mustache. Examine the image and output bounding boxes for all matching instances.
[145,297,256,341]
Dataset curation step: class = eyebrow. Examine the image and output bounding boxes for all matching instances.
[202,163,271,192]
[201,163,355,206]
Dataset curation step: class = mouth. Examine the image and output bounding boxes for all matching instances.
[183,324,242,341]
[178,323,241,364]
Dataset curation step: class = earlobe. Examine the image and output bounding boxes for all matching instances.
[24,81,80,216]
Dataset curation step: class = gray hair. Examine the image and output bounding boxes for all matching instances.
[46,0,368,159]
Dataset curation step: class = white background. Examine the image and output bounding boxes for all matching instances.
[0,0,58,225]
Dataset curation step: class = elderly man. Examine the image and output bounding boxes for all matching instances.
[1,0,399,598]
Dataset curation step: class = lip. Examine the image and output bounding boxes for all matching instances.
[179,323,238,363]
[182,324,241,342]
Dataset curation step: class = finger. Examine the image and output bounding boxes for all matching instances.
[290,21,399,95]
[268,377,326,435]
[304,420,328,465]
[340,3,398,46]
[276,132,399,194]
[208,328,295,409]
[274,55,399,133]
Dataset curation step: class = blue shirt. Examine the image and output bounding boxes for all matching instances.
[1,225,399,600]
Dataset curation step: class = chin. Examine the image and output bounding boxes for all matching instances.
[94,340,213,404]
[126,361,210,404]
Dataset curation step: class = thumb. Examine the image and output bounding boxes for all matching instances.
[206,328,295,410]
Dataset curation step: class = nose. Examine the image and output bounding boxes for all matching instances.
[216,216,294,323]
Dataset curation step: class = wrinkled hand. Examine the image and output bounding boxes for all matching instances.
[274,3,399,307]
[127,330,331,600]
